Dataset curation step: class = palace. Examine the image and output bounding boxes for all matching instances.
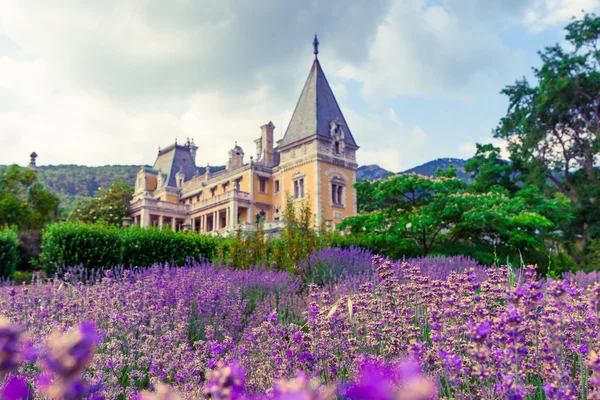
[129,36,359,234]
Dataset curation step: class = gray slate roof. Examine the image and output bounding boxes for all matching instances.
[152,144,198,187]
[280,59,357,148]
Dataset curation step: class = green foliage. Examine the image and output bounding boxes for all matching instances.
[0,227,18,278]
[584,238,600,269]
[273,194,320,271]
[495,13,600,244]
[339,173,556,257]
[465,143,518,194]
[216,194,321,272]
[68,181,134,226]
[0,165,60,230]
[39,222,222,274]
[222,223,272,270]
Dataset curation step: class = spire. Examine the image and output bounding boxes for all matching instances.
[279,37,357,149]
[313,34,319,59]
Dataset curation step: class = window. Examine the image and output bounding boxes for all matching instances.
[294,178,305,199]
[274,179,280,193]
[334,141,340,155]
[222,181,229,191]
[331,178,345,207]
[258,177,268,193]
[210,187,217,197]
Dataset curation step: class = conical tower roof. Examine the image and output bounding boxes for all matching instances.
[280,40,357,149]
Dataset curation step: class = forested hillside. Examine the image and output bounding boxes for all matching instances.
[0,164,225,214]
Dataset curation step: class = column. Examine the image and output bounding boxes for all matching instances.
[226,207,230,228]
[159,215,164,230]
[214,210,218,230]
[247,205,253,224]
[140,209,150,227]
[171,217,176,232]
[192,217,196,232]
[232,200,238,227]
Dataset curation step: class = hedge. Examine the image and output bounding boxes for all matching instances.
[39,222,222,273]
[0,228,18,279]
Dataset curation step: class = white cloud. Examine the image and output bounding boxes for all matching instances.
[0,0,598,171]
[459,143,478,157]
[358,149,400,172]
[346,0,527,100]
[524,0,600,32]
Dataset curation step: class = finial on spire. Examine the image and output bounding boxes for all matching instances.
[313,34,319,59]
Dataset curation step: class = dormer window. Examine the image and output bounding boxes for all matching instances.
[334,141,340,155]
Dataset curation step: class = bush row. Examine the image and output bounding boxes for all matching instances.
[0,228,18,278]
[39,223,222,273]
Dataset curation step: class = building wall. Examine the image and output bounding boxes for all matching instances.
[280,162,319,221]
[319,162,356,228]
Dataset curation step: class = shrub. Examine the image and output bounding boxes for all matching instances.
[120,227,220,267]
[39,222,222,273]
[16,230,42,271]
[0,227,18,278]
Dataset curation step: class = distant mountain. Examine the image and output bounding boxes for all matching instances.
[401,158,473,182]
[356,165,393,181]
[357,158,473,182]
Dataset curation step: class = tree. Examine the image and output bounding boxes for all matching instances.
[465,144,518,194]
[68,181,134,226]
[338,173,557,256]
[495,13,600,242]
[0,165,59,230]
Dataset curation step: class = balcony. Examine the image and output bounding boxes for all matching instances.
[190,190,251,212]
[130,198,190,214]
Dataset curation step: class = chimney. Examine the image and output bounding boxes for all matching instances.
[260,121,275,166]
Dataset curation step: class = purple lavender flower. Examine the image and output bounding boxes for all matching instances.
[2,375,29,400]
[0,317,24,380]
[39,321,100,400]
[204,361,245,399]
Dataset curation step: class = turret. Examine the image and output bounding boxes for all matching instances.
[228,142,245,170]
[28,152,38,172]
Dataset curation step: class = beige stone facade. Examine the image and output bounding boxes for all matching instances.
[129,41,359,235]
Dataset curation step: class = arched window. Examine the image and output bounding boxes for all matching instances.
[330,177,345,207]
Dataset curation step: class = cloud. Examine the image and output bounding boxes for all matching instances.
[346,0,527,100]
[524,0,600,32]
[1,0,599,170]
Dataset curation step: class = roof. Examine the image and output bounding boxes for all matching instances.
[152,144,198,187]
[280,59,357,148]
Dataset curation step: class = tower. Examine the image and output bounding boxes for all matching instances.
[277,35,359,228]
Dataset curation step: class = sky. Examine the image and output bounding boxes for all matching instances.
[1,0,599,172]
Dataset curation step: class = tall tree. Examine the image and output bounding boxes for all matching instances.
[0,165,59,230]
[68,181,133,226]
[495,14,600,241]
[465,144,518,194]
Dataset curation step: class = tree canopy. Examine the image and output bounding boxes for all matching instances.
[495,13,600,242]
[0,165,60,230]
[68,181,134,226]
[340,172,563,257]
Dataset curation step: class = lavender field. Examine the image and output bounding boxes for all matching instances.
[1,248,600,399]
